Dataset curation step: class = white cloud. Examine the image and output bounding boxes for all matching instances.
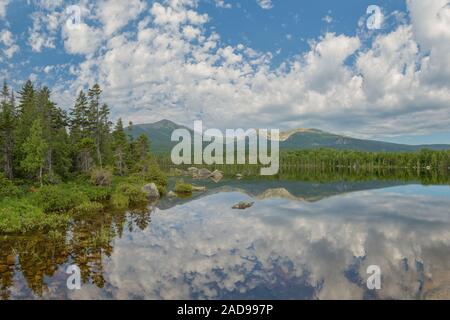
[38,0,450,138]
[215,0,232,9]
[0,0,9,19]
[62,22,103,56]
[322,15,333,24]
[0,29,19,58]
[96,0,147,36]
[256,0,273,10]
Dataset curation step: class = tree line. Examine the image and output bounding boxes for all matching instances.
[280,149,450,172]
[0,80,150,185]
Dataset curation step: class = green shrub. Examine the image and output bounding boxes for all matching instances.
[90,168,113,186]
[111,193,129,209]
[174,181,193,194]
[116,183,147,203]
[0,174,21,198]
[43,172,62,185]
[73,201,104,213]
[32,185,88,213]
[0,199,69,234]
[69,183,113,201]
[111,183,147,208]
[133,158,168,191]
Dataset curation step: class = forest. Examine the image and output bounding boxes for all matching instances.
[0,80,167,234]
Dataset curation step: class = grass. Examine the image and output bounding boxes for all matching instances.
[174,180,193,194]
[0,163,168,234]
[0,199,69,234]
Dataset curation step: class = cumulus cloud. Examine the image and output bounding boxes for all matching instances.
[256,0,273,10]
[0,0,9,19]
[96,0,147,36]
[18,0,450,139]
[215,0,232,9]
[48,0,450,136]
[0,29,19,58]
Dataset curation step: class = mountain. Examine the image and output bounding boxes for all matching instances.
[128,119,450,154]
[279,129,450,152]
[128,119,193,153]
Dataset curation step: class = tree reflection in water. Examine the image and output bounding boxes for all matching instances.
[0,204,153,299]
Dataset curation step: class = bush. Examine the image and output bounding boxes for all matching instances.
[132,159,168,196]
[0,199,69,234]
[69,183,113,201]
[32,185,88,213]
[90,168,113,186]
[73,201,104,213]
[174,180,193,194]
[0,174,21,198]
[111,183,147,209]
[43,172,62,185]
[111,193,129,209]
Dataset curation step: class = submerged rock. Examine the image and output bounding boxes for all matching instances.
[194,168,212,179]
[167,191,177,198]
[192,185,207,192]
[209,170,224,183]
[142,183,160,199]
[232,201,254,210]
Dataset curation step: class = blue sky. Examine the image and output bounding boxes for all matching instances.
[0,0,450,144]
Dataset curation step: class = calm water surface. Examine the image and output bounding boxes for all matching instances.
[1,179,450,300]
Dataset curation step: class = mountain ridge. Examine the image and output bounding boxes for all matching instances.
[128,119,450,153]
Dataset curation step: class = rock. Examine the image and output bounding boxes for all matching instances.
[236,173,243,179]
[192,185,207,192]
[187,167,198,173]
[194,168,212,179]
[232,201,254,210]
[209,170,224,183]
[167,191,177,198]
[142,183,160,199]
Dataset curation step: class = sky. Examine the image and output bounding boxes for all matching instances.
[0,0,450,144]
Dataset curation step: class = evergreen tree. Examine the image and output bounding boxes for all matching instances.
[69,90,89,144]
[99,103,113,166]
[88,84,103,168]
[134,134,150,163]
[112,118,129,175]
[21,119,48,186]
[0,82,15,179]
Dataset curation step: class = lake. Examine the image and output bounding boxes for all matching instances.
[1,178,450,300]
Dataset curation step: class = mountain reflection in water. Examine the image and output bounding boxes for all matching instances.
[1,179,450,300]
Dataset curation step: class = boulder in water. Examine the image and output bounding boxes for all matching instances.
[232,201,254,210]
[142,183,160,199]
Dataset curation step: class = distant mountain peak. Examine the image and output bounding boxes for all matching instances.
[261,128,324,141]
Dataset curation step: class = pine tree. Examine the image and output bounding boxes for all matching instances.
[99,103,113,166]
[112,118,129,175]
[69,90,89,144]
[16,80,36,143]
[21,119,48,186]
[88,84,103,168]
[0,81,15,179]
[134,134,150,162]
